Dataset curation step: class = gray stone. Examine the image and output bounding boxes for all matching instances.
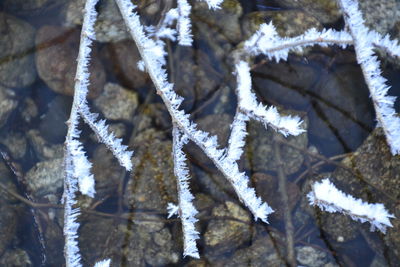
[63,0,129,43]
[204,201,251,256]
[27,129,63,160]
[0,13,36,88]
[94,83,139,121]
[26,158,64,199]
[80,214,179,266]
[358,0,399,35]
[296,246,338,267]
[0,131,27,160]
[0,86,18,128]
[193,0,243,43]
[242,10,322,39]
[278,0,341,25]
[0,248,32,267]
[91,145,126,197]
[125,129,177,211]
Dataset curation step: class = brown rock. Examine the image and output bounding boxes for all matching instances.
[104,40,149,89]
[35,25,105,98]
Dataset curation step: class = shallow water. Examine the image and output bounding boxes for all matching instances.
[0,0,399,266]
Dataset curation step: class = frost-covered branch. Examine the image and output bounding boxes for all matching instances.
[115,0,273,226]
[94,259,111,267]
[63,0,133,265]
[235,61,304,136]
[337,0,400,155]
[177,0,193,46]
[308,179,395,233]
[63,1,99,265]
[79,103,133,170]
[244,23,353,62]
[170,126,200,258]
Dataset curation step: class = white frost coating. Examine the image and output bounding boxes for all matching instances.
[94,259,111,267]
[69,139,95,197]
[63,0,99,266]
[226,111,249,163]
[235,61,304,136]
[308,179,395,233]
[177,0,193,46]
[79,103,133,171]
[115,0,273,223]
[244,22,352,62]
[338,0,400,155]
[368,30,400,59]
[172,127,200,258]
[202,0,223,9]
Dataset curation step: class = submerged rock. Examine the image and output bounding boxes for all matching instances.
[278,0,341,25]
[296,246,338,267]
[63,0,129,43]
[35,26,105,98]
[0,13,36,88]
[0,248,32,267]
[25,158,64,200]
[125,129,177,211]
[94,83,139,121]
[204,201,251,257]
[0,86,18,128]
[80,214,180,266]
[247,109,308,175]
[242,10,322,39]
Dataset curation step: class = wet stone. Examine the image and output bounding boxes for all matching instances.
[319,212,359,242]
[193,0,243,43]
[27,129,63,161]
[42,219,64,266]
[223,230,285,267]
[242,10,323,39]
[35,26,105,98]
[80,214,180,266]
[38,95,72,144]
[103,40,149,90]
[0,13,36,88]
[125,129,177,211]
[63,0,129,43]
[0,86,18,128]
[91,145,126,198]
[25,157,64,200]
[278,0,341,25]
[20,97,38,124]
[1,0,63,15]
[358,0,399,34]
[252,173,301,221]
[247,109,308,175]
[94,83,139,121]
[0,131,27,160]
[0,202,21,257]
[204,201,251,256]
[0,248,32,267]
[296,246,338,267]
